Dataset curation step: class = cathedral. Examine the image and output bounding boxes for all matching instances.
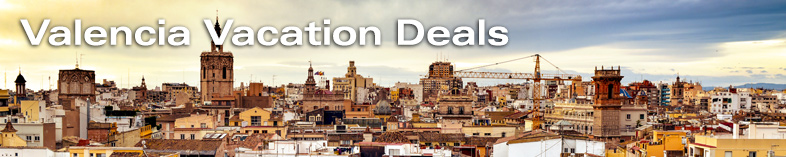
[200,16,234,102]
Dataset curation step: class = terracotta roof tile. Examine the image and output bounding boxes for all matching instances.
[135,139,222,152]
[1,122,17,132]
[109,152,143,157]
[327,133,364,141]
[374,132,409,143]
[416,132,466,142]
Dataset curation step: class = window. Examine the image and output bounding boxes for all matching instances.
[200,123,207,128]
[190,134,195,139]
[74,153,78,157]
[251,116,261,126]
[447,107,453,114]
[341,140,351,145]
[34,136,39,141]
[262,130,268,133]
[484,133,491,136]
[222,67,227,79]
[607,84,613,99]
[264,121,269,126]
[626,114,631,120]
[640,114,645,119]
[454,142,460,146]
[749,151,756,157]
[501,132,506,137]
[273,121,278,126]
[389,149,400,155]
[725,151,732,157]
[181,134,185,139]
[191,125,194,128]
[473,133,479,136]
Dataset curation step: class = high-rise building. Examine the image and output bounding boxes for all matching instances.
[420,61,461,103]
[592,66,623,138]
[200,16,234,102]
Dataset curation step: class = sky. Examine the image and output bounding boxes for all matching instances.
[0,0,785,91]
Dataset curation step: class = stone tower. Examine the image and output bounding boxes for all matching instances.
[305,62,317,94]
[200,16,234,102]
[592,66,624,138]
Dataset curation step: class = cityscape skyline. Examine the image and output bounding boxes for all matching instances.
[1,0,785,90]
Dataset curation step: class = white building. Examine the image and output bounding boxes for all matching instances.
[0,147,55,157]
[235,140,352,157]
[493,131,605,157]
[709,92,752,114]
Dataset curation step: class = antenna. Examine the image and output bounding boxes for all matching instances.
[75,51,79,68]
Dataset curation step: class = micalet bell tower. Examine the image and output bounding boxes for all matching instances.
[200,15,234,102]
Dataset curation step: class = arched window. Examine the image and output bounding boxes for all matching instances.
[447,107,454,114]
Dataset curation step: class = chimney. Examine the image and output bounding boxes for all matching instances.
[733,123,739,139]
[185,102,193,112]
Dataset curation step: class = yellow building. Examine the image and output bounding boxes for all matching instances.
[462,126,517,138]
[173,114,215,140]
[233,107,287,136]
[0,122,26,147]
[0,90,10,114]
[140,125,153,139]
[67,146,145,157]
[333,61,374,102]
[689,123,786,157]
[636,130,687,157]
[390,90,399,101]
[20,100,44,122]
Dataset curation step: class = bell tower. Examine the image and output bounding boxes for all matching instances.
[592,66,623,137]
[14,70,26,98]
[200,14,234,102]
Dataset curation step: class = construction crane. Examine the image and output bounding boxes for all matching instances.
[453,54,582,129]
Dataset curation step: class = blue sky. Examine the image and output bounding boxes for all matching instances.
[0,0,784,90]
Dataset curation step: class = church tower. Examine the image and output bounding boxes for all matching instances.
[200,15,234,102]
[305,62,317,94]
[592,66,624,138]
[14,71,26,98]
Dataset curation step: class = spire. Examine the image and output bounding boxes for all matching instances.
[2,122,17,132]
[14,70,25,84]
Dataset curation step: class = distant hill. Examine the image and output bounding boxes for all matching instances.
[702,83,786,91]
